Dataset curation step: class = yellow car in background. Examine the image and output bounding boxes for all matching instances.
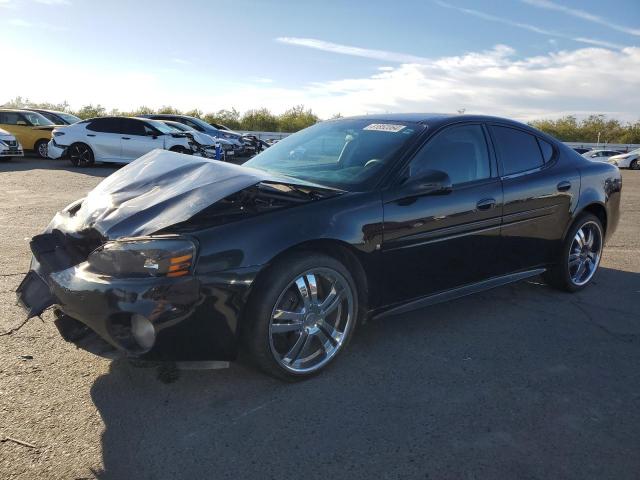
[0,109,59,158]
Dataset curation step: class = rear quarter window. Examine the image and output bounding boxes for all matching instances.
[490,126,544,175]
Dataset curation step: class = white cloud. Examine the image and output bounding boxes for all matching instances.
[433,1,627,50]
[3,41,639,122]
[522,0,640,36]
[276,37,430,63]
[171,58,191,65]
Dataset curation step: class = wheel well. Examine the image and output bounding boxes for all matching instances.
[582,203,607,235]
[255,240,370,316]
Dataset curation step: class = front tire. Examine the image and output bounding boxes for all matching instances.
[68,143,95,167]
[630,159,639,170]
[243,252,359,380]
[543,213,604,292]
[34,140,49,158]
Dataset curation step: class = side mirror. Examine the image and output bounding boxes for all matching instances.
[397,169,453,200]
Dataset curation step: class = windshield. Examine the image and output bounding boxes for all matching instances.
[23,111,54,126]
[147,119,179,134]
[59,112,81,124]
[166,122,193,132]
[244,119,424,190]
[629,148,640,155]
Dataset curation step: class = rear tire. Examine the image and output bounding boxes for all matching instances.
[34,140,49,158]
[543,213,604,292]
[243,252,359,381]
[68,143,95,167]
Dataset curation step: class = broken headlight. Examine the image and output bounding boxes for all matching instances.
[88,236,196,278]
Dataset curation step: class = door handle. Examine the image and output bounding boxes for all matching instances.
[121,137,131,140]
[87,134,95,137]
[476,198,496,211]
[557,181,571,192]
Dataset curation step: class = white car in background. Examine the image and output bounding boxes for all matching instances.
[0,127,23,160]
[157,120,235,160]
[581,149,623,163]
[47,116,193,167]
[608,148,640,170]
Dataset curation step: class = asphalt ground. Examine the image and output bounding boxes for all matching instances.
[0,155,638,479]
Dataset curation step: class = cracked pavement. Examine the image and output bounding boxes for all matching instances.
[0,157,638,479]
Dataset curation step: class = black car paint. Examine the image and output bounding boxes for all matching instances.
[18,114,622,361]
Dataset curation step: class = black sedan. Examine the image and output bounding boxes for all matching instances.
[17,114,622,380]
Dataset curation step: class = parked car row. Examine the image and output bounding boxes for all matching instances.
[0,109,272,165]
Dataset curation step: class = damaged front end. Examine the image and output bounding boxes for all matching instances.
[16,150,340,361]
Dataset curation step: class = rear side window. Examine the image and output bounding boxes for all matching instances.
[0,112,22,125]
[87,118,121,133]
[490,126,544,175]
[537,138,554,163]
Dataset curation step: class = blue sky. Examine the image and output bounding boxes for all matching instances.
[2,0,639,120]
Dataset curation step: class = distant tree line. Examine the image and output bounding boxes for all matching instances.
[529,115,640,144]
[3,97,639,142]
[3,97,322,133]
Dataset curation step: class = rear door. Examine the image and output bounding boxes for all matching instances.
[381,123,503,305]
[119,119,163,162]
[85,118,123,161]
[488,124,578,273]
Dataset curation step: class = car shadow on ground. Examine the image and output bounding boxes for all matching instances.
[90,267,640,479]
[0,156,119,178]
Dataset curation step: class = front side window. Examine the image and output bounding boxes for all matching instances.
[22,112,54,126]
[120,118,146,136]
[491,126,544,175]
[245,119,424,191]
[409,124,491,185]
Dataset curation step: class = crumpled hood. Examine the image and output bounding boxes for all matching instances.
[48,149,324,239]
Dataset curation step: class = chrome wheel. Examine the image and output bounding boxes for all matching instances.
[69,144,93,167]
[37,141,48,158]
[568,221,602,286]
[269,268,354,374]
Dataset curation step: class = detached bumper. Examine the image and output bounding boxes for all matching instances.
[18,261,259,361]
[47,140,67,160]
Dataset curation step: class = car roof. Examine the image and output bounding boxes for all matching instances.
[22,108,71,115]
[343,113,534,129]
[0,108,38,113]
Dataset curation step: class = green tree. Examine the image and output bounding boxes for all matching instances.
[157,105,182,115]
[240,108,279,132]
[278,105,319,132]
[184,108,203,119]
[75,104,107,119]
[204,108,241,130]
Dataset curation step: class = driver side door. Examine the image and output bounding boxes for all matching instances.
[381,123,503,307]
[120,119,163,162]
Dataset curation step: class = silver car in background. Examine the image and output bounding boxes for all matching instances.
[608,148,640,169]
[582,149,623,163]
[0,127,24,160]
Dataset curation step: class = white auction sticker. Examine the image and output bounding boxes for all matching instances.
[363,123,406,133]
